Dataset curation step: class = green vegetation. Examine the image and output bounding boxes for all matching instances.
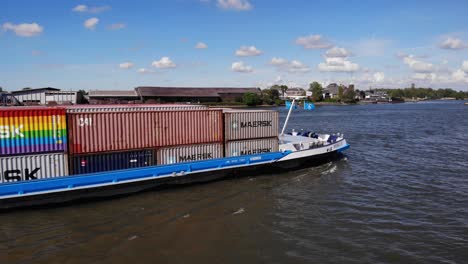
[308,82,323,102]
[260,85,287,106]
[77,89,89,104]
[261,88,280,105]
[342,87,356,103]
[384,88,467,100]
[338,85,344,100]
[242,92,262,106]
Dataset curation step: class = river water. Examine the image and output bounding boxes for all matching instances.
[1,101,468,263]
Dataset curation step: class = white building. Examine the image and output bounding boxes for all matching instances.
[11,87,78,105]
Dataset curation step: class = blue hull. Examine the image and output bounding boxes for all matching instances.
[0,144,350,210]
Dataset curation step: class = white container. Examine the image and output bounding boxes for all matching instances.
[225,137,279,157]
[1,153,68,183]
[157,143,223,165]
[224,110,279,141]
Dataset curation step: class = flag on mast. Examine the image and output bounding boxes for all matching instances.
[285,100,297,110]
[304,101,315,110]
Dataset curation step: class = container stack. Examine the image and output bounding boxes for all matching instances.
[223,110,279,157]
[66,106,224,174]
[1,104,281,182]
[0,107,69,182]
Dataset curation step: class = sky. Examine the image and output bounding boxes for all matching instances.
[1,0,468,91]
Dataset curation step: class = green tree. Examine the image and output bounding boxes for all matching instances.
[261,89,274,105]
[343,87,356,103]
[309,82,323,102]
[270,88,280,99]
[242,92,261,106]
[77,89,89,104]
[338,85,344,101]
[279,85,288,97]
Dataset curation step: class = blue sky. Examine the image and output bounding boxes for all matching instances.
[1,0,468,91]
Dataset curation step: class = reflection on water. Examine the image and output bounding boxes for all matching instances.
[1,101,468,263]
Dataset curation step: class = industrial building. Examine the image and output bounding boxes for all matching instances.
[88,86,261,104]
[11,87,78,105]
[87,90,140,104]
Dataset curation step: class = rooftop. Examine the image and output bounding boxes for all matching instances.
[11,87,61,94]
[135,86,261,97]
[88,90,138,98]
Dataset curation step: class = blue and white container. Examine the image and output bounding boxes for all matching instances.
[157,143,223,165]
[70,149,155,175]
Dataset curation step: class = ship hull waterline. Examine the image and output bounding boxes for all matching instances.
[0,142,350,210]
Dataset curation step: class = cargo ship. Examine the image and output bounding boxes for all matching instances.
[0,102,349,209]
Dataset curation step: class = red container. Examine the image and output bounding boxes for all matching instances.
[65,104,208,113]
[67,110,223,154]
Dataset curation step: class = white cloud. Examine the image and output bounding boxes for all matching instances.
[270,57,288,66]
[462,60,468,73]
[412,73,437,81]
[452,69,468,82]
[231,61,253,73]
[374,72,385,82]
[289,60,311,73]
[72,5,111,13]
[356,72,387,84]
[439,37,467,50]
[195,42,208,49]
[355,38,391,57]
[402,55,434,73]
[84,18,99,30]
[2,22,43,37]
[235,46,263,57]
[318,58,359,72]
[295,35,333,49]
[269,57,310,73]
[107,23,126,30]
[325,47,352,58]
[217,0,252,11]
[318,48,359,73]
[119,62,134,69]
[152,57,177,68]
[137,68,154,74]
[72,5,87,12]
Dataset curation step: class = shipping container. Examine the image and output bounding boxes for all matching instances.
[65,104,208,113]
[224,110,279,141]
[0,153,68,183]
[67,110,223,154]
[0,107,67,156]
[225,137,279,157]
[70,149,155,175]
[157,143,223,165]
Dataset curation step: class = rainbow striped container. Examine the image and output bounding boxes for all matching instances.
[0,107,67,156]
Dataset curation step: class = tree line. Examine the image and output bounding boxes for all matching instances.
[385,87,467,100]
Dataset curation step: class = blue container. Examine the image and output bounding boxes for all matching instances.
[70,149,155,175]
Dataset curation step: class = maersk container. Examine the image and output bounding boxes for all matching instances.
[67,110,223,154]
[0,107,67,156]
[224,110,279,141]
[225,137,279,157]
[157,143,223,165]
[0,153,68,183]
[66,104,208,113]
[70,149,155,175]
